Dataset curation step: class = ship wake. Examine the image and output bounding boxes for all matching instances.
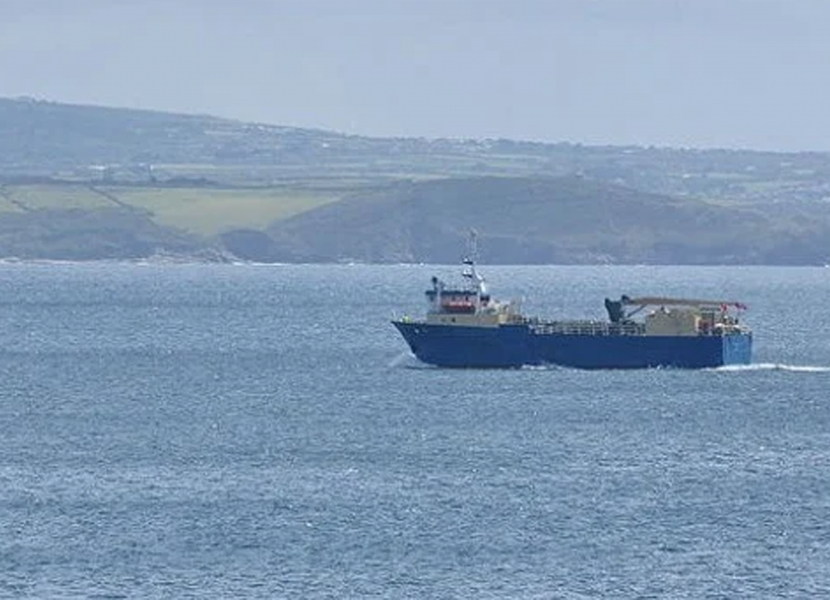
[714,363,830,373]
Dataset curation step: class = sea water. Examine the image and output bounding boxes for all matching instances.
[1,263,829,598]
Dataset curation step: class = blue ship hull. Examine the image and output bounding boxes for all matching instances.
[393,321,752,369]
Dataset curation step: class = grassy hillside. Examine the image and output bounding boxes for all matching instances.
[256,176,830,265]
[4,97,830,209]
[0,180,342,259]
[0,183,342,235]
[2,97,830,263]
[0,175,827,265]
[0,207,210,261]
[96,186,339,235]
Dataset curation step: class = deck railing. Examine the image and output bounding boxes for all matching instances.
[526,319,645,336]
[525,319,747,337]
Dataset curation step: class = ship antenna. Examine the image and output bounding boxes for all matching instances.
[462,228,486,310]
[462,229,479,278]
[468,228,478,271]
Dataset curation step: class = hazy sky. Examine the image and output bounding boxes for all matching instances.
[1,0,828,151]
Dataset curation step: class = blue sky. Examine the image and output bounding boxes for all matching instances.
[1,0,828,151]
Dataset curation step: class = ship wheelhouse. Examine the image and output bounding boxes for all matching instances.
[425,287,491,315]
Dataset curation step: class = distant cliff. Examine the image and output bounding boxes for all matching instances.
[0,207,211,261]
[218,176,829,265]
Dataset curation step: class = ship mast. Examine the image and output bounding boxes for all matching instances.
[461,229,485,309]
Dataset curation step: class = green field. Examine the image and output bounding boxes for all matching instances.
[1,184,112,211]
[101,186,342,234]
[0,184,344,235]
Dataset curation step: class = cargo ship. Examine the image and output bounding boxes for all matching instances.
[392,233,752,369]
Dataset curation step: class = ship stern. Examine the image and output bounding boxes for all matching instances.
[722,332,753,366]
